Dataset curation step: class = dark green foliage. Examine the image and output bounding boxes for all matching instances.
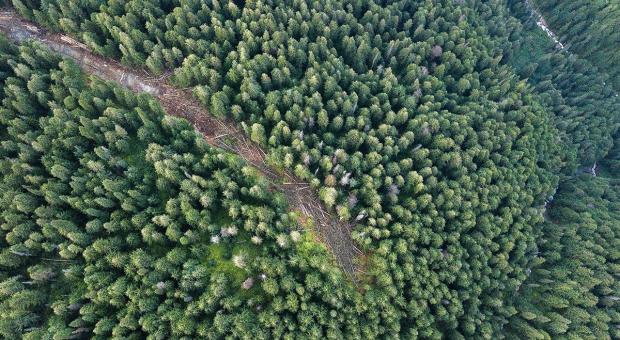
[533,0,620,91]
[491,0,620,169]
[601,134,620,177]
[507,175,620,339]
[14,0,620,169]
[524,52,620,167]
[0,38,377,338]
[5,0,620,338]
[7,0,568,337]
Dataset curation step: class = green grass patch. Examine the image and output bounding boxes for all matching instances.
[202,220,262,298]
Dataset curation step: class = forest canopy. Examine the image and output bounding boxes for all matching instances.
[504,0,620,169]
[0,36,379,338]
[1,0,620,338]
[507,175,620,339]
[531,0,620,90]
[8,1,569,336]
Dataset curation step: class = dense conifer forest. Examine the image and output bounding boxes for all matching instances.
[0,37,375,338]
[505,0,620,169]
[507,174,620,339]
[0,0,619,338]
[531,0,620,90]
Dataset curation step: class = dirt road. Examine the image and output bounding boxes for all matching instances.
[0,9,362,277]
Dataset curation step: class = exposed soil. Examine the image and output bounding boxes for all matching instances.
[0,9,362,277]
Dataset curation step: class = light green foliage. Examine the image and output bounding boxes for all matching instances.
[507,175,620,339]
[5,0,620,338]
[0,38,374,338]
[601,134,620,176]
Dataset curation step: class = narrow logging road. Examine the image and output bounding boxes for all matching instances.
[525,0,611,221]
[524,0,615,174]
[0,9,362,277]
[524,0,566,50]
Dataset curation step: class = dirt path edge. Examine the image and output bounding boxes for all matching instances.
[0,9,362,277]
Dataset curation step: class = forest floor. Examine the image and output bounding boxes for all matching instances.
[0,9,363,278]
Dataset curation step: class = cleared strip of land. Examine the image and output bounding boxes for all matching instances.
[0,9,362,277]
